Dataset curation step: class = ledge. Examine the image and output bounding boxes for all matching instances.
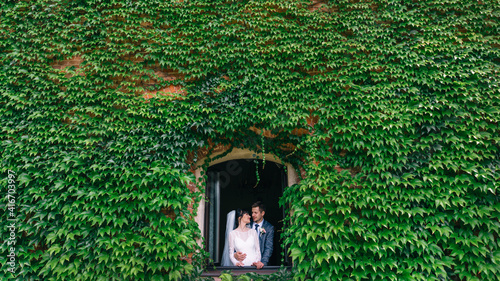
[201,266,291,277]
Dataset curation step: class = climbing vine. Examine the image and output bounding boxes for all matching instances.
[1,0,499,280]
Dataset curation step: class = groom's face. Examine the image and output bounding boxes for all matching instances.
[252,207,264,224]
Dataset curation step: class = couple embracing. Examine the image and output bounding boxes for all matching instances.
[221,202,274,269]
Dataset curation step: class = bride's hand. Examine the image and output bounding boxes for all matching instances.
[252,261,264,269]
[236,262,244,267]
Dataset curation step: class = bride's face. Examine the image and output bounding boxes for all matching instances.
[240,213,251,224]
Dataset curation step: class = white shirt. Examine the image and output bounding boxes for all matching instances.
[253,219,265,235]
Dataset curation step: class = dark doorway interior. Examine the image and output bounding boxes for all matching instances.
[206,159,288,267]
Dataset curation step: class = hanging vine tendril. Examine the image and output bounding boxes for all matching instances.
[261,128,266,169]
[253,159,260,188]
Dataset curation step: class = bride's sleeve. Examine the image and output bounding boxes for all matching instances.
[254,231,261,262]
[228,231,238,265]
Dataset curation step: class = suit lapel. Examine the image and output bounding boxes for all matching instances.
[259,232,264,251]
[258,221,266,249]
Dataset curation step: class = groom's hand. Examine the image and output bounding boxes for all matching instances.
[234,251,246,261]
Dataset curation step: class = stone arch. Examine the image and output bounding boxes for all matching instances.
[193,147,300,250]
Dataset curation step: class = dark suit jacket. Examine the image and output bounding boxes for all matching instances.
[251,220,274,266]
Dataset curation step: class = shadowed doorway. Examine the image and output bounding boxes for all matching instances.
[205,159,288,267]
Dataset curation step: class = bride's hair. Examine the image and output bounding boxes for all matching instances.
[234,208,249,229]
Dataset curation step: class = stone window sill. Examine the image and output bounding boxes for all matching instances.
[201,266,291,277]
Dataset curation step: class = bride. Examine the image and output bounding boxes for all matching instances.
[221,209,264,269]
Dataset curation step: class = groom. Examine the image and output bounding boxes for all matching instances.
[234,201,274,266]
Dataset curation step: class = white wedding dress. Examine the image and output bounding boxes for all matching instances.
[228,228,261,266]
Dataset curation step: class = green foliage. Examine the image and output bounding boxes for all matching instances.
[1,0,499,280]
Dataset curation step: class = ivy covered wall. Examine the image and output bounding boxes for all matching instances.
[1,0,499,280]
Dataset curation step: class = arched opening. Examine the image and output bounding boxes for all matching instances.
[206,159,287,266]
[194,148,299,272]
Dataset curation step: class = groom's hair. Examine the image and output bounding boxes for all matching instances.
[252,201,266,212]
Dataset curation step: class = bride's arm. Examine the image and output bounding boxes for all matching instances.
[254,231,261,262]
[252,231,264,269]
[228,231,240,266]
